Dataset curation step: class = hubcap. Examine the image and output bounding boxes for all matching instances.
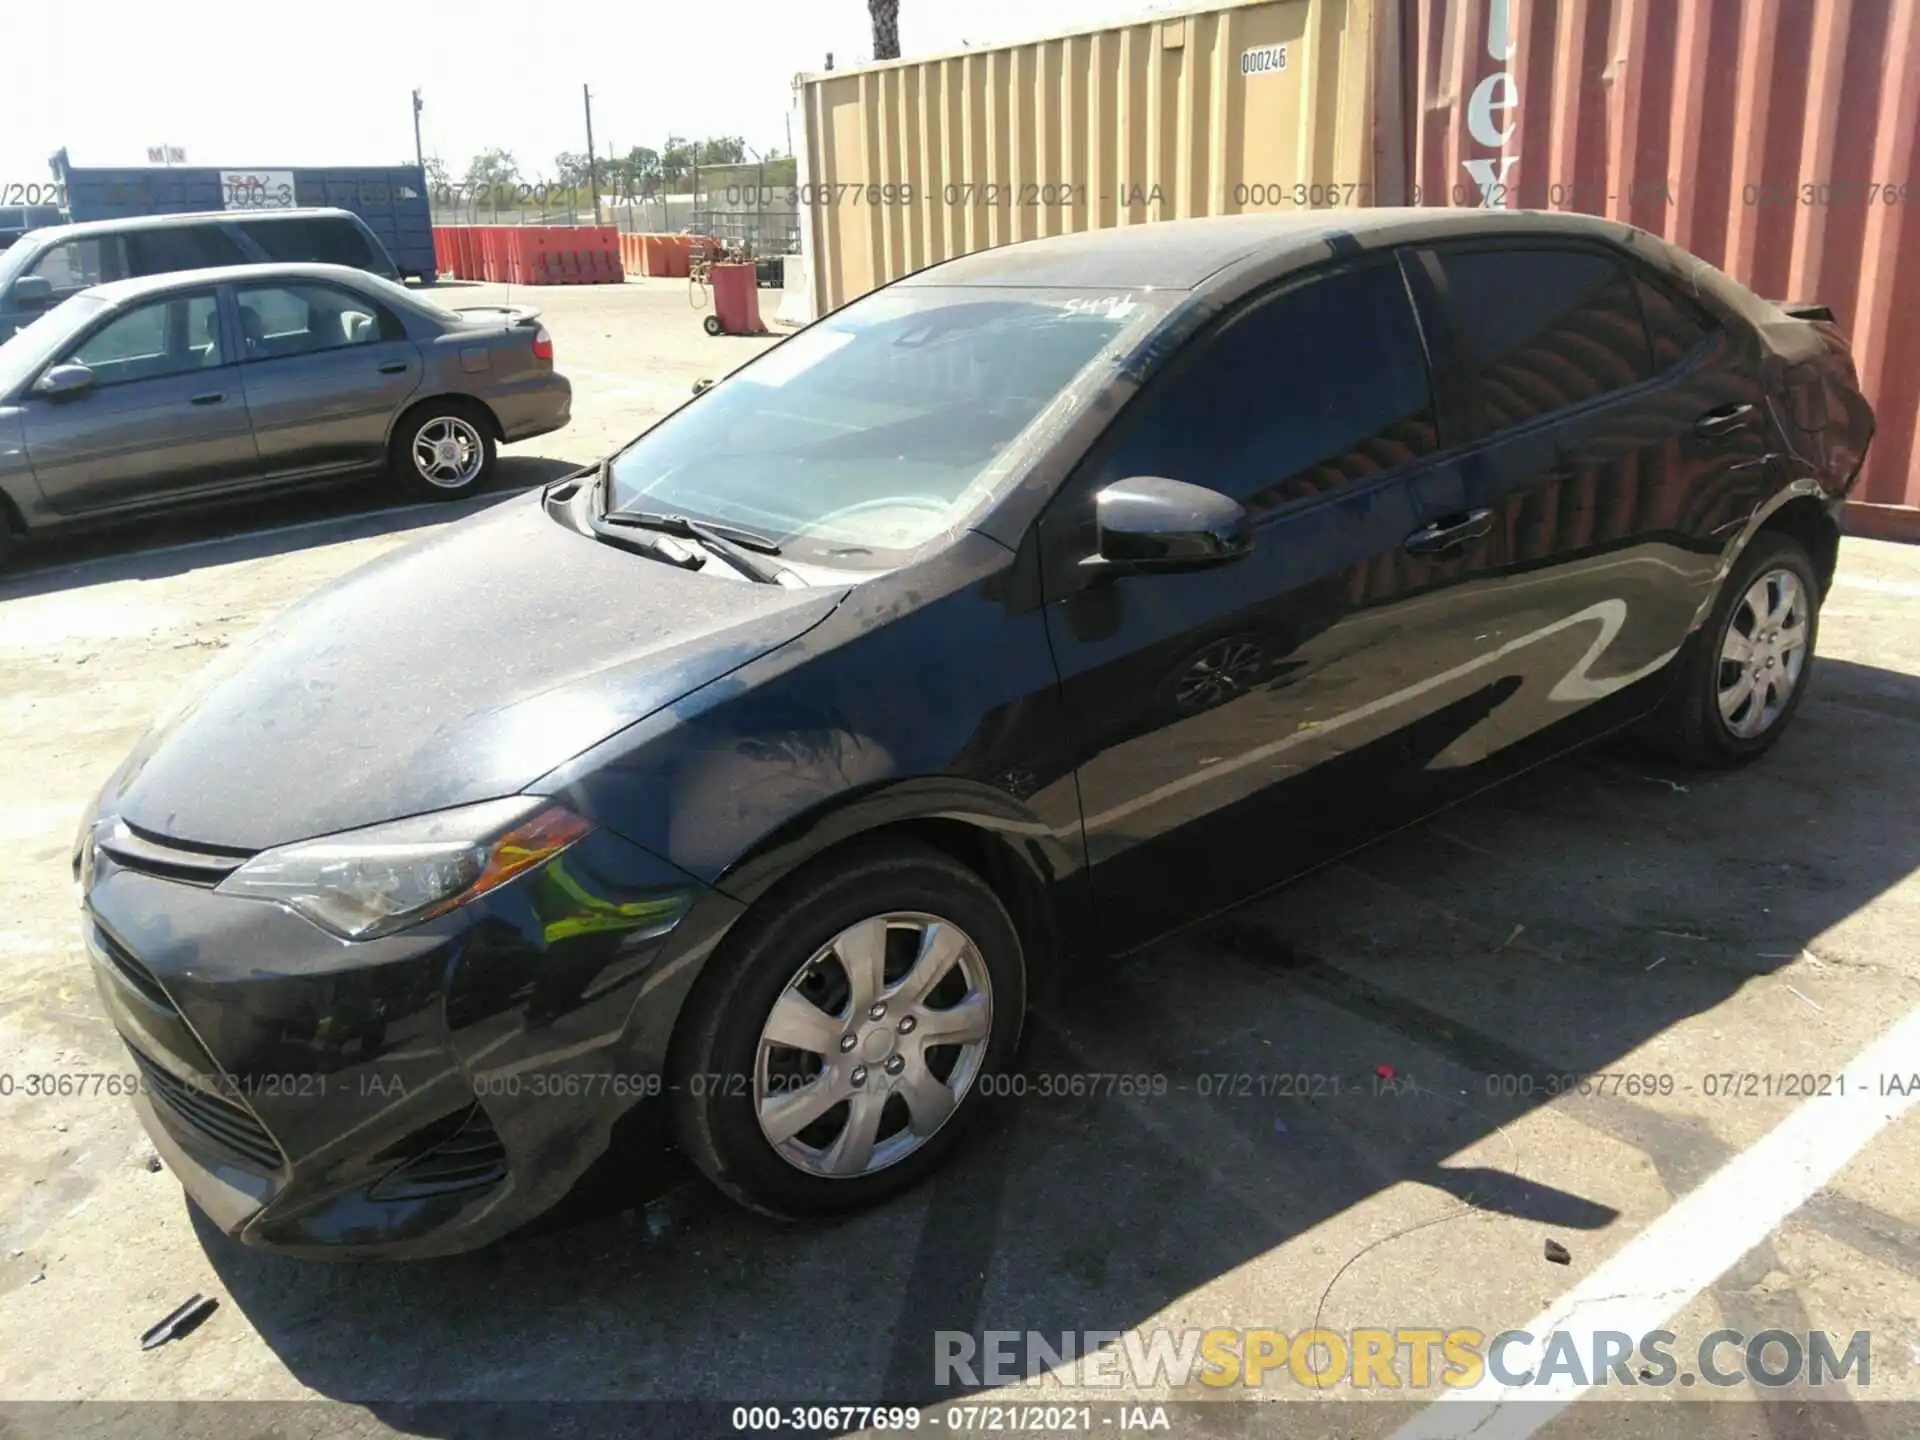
[1717,567,1809,739]
[1173,637,1266,711]
[412,416,485,489]
[754,912,993,1179]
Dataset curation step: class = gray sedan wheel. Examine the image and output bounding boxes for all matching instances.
[391,402,496,501]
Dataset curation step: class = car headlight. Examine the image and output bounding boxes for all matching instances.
[215,797,591,941]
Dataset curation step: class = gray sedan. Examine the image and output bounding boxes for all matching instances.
[0,262,570,563]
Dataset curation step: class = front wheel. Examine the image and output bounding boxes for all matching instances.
[1644,530,1820,766]
[391,401,496,501]
[670,841,1025,1218]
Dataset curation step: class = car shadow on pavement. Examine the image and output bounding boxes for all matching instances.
[0,455,580,601]
[193,654,1920,1428]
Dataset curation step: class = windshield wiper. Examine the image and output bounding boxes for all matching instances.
[603,510,786,585]
[574,459,706,571]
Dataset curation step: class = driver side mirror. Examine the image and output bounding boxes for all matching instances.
[10,275,54,310]
[33,362,95,400]
[691,377,714,396]
[1089,476,1252,574]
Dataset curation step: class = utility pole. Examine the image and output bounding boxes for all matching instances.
[411,89,424,172]
[583,84,602,225]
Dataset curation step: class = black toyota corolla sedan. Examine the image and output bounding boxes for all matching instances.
[76,208,1873,1257]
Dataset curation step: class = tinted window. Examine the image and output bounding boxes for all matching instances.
[124,224,245,277]
[309,218,375,268]
[239,217,375,269]
[1433,248,1657,436]
[28,238,129,299]
[64,292,222,385]
[234,281,401,360]
[237,218,314,262]
[1094,264,1437,518]
[1634,274,1714,371]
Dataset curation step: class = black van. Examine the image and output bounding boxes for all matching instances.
[0,208,400,342]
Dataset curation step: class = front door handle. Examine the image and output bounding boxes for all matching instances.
[189,392,225,405]
[378,361,409,375]
[1695,402,1756,438]
[1404,508,1494,555]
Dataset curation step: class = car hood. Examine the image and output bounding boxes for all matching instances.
[105,493,845,852]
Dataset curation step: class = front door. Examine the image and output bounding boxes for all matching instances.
[1036,258,1519,953]
[21,287,258,515]
[233,280,423,476]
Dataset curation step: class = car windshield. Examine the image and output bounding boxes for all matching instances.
[0,292,110,393]
[604,284,1166,568]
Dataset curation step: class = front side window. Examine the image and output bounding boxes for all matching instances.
[234,282,400,360]
[605,285,1163,567]
[124,225,246,277]
[62,292,221,385]
[1088,263,1439,519]
[308,219,376,269]
[29,238,129,299]
[1433,247,1658,437]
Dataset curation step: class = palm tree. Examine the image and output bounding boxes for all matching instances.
[869,0,899,59]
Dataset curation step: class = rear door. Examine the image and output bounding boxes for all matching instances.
[232,279,423,476]
[1404,242,1775,767]
[1037,259,1519,951]
[20,287,258,513]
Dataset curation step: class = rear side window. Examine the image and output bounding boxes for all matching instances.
[234,281,404,360]
[1633,274,1714,371]
[123,224,245,277]
[237,218,314,262]
[239,217,374,269]
[1092,263,1438,518]
[1432,248,1657,437]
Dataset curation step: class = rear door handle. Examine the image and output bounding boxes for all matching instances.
[1404,508,1494,555]
[189,392,225,405]
[377,361,409,374]
[1695,402,1756,438]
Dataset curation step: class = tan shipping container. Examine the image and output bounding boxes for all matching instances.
[792,0,1395,314]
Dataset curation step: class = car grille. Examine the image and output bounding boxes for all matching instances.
[92,923,178,1014]
[369,1106,508,1201]
[128,1045,285,1172]
[95,819,249,887]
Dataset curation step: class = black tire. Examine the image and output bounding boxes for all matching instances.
[1642,529,1821,767]
[389,398,497,502]
[0,506,14,573]
[703,313,725,336]
[670,840,1026,1219]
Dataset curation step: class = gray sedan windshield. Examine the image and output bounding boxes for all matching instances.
[606,285,1165,568]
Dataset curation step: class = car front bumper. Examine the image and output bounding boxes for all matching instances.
[82,817,738,1259]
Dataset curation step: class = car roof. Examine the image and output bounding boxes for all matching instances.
[900,207,1646,290]
[80,261,391,304]
[21,207,359,244]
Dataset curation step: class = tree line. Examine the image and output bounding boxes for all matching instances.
[425,137,797,211]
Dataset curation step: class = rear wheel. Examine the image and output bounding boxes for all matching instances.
[390,400,496,501]
[670,841,1025,1218]
[1644,530,1819,767]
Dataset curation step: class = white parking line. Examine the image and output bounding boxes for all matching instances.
[1390,1001,1920,1438]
